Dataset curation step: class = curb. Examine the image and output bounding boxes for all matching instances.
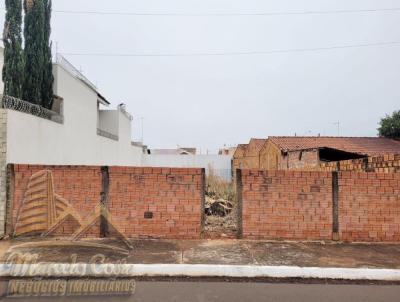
[1,264,400,281]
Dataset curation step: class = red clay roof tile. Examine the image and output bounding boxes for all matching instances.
[268,136,400,156]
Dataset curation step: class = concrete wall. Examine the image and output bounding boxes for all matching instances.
[118,109,133,143]
[142,154,232,181]
[98,110,119,136]
[0,109,6,234]
[0,48,3,94]
[5,64,143,166]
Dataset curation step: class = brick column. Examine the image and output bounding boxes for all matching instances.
[0,109,7,235]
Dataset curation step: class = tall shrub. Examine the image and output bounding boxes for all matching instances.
[2,0,24,99]
[41,0,53,109]
[23,0,45,104]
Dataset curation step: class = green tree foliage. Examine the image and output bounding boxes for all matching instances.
[41,0,53,109]
[378,110,400,139]
[23,0,45,105]
[2,0,24,99]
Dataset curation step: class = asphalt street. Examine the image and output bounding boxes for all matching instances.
[0,281,399,302]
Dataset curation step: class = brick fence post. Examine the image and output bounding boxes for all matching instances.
[5,164,14,236]
[332,171,339,241]
[100,166,109,238]
[236,169,243,239]
[200,168,206,236]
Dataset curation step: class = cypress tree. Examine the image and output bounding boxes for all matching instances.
[2,0,24,99]
[23,0,45,105]
[41,0,53,109]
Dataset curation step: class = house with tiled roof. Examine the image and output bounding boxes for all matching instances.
[260,136,400,170]
[242,138,267,169]
[232,144,248,180]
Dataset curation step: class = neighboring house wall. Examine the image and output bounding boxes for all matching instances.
[232,145,247,181]
[5,63,143,167]
[285,149,320,170]
[141,154,232,181]
[243,139,266,169]
[259,140,281,170]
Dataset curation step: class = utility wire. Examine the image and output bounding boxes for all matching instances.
[53,7,400,16]
[1,7,400,16]
[60,41,400,58]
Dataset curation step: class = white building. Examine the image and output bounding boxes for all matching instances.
[1,53,144,166]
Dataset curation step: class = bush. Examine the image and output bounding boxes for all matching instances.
[205,165,236,201]
[378,110,400,139]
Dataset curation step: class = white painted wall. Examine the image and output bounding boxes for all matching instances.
[142,154,232,181]
[98,110,119,136]
[0,48,4,94]
[6,63,143,166]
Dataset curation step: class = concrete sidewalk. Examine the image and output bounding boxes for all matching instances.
[1,239,400,280]
[2,239,400,268]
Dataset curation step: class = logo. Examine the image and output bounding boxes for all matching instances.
[2,170,136,299]
[13,170,133,252]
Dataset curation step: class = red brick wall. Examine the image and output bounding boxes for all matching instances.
[320,154,400,173]
[239,169,400,242]
[108,167,204,239]
[9,165,204,239]
[239,170,333,240]
[339,171,400,242]
[10,165,101,236]
[286,149,319,170]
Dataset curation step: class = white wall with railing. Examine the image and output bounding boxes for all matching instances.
[5,58,143,166]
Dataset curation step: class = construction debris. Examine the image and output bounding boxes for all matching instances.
[205,197,233,217]
[203,166,238,237]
